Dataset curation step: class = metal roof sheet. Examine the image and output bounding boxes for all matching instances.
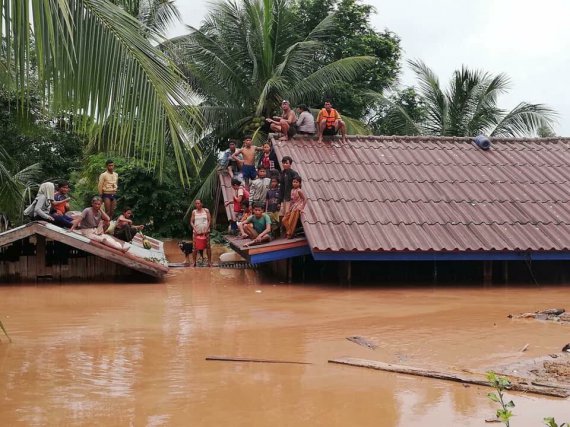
[273,135,570,253]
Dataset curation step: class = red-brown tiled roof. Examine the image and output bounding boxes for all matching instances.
[272,136,570,253]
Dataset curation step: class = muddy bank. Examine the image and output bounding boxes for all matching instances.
[1,249,569,425]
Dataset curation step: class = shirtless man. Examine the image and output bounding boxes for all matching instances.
[265,100,297,141]
[231,136,262,188]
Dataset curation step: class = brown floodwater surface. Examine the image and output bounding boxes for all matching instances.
[1,243,569,426]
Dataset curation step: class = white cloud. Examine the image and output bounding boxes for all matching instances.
[172,0,570,135]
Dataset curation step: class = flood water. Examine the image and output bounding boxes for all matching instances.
[1,243,569,426]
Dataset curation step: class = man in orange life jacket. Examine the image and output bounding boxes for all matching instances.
[316,100,347,143]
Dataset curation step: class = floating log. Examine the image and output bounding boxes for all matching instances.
[206,356,311,365]
[346,336,378,350]
[328,357,570,398]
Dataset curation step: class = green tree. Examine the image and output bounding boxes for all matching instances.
[0,0,201,178]
[70,153,193,237]
[379,60,556,137]
[292,0,401,119]
[0,147,41,225]
[170,0,374,141]
[371,87,426,135]
[169,0,376,201]
[0,94,86,183]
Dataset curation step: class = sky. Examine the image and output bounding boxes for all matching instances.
[170,0,570,135]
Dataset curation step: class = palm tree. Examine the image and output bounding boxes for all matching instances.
[169,0,373,138]
[379,60,556,137]
[168,0,374,200]
[1,0,201,179]
[0,147,41,228]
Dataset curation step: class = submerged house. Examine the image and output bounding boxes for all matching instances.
[0,222,168,282]
[221,135,570,282]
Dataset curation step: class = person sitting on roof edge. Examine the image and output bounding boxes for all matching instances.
[231,135,262,188]
[282,176,307,239]
[114,207,144,243]
[241,205,273,247]
[70,196,128,252]
[296,104,316,136]
[24,182,56,223]
[266,100,297,141]
[317,100,347,144]
[50,180,74,228]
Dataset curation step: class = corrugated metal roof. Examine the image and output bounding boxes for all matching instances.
[272,136,570,253]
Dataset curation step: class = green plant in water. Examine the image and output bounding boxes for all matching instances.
[0,319,12,343]
[544,417,569,427]
[486,371,568,426]
[486,372,515,426]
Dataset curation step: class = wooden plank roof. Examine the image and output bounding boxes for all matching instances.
[0,222,168,279]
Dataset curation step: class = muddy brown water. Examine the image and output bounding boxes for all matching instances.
[1,242,569,426]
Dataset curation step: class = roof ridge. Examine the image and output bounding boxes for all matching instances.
[308,177,569,184]
[310,197,570,204]
[298,160,570,168]
[304,219,570,226]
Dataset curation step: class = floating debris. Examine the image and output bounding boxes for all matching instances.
[508,308,570,323]
[329,357,570,398]
[346,336,378,350]
[206,355,311,365]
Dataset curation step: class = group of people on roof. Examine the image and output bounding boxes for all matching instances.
[210,100,351,251]
[24,160,145,253]
[262,100,347,143]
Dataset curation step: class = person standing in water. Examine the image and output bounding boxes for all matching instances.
[98,159,119,219]
[190,199,212,267]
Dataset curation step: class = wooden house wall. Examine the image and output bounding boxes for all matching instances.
[0,236,148,283]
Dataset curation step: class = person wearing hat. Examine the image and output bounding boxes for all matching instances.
[265,100,297,141]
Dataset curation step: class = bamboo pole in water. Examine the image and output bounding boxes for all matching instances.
[206,356,311,365]
[328,357,570,398]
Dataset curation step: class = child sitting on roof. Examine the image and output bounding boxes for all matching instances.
[282,176,306,239]
[114,207,144,242]
[241,205,273,246]
[50,181,74,228]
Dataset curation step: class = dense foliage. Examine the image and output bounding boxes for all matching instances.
[292,0,401,119]
[171,0,376,148]
[70,154,193,237]
[0,0,200,179]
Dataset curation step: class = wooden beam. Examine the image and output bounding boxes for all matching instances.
[0,223,34,248]
[206,355,311,365]
[328,357,570,398]
[36,235,46,278]
[0,222,167,279]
